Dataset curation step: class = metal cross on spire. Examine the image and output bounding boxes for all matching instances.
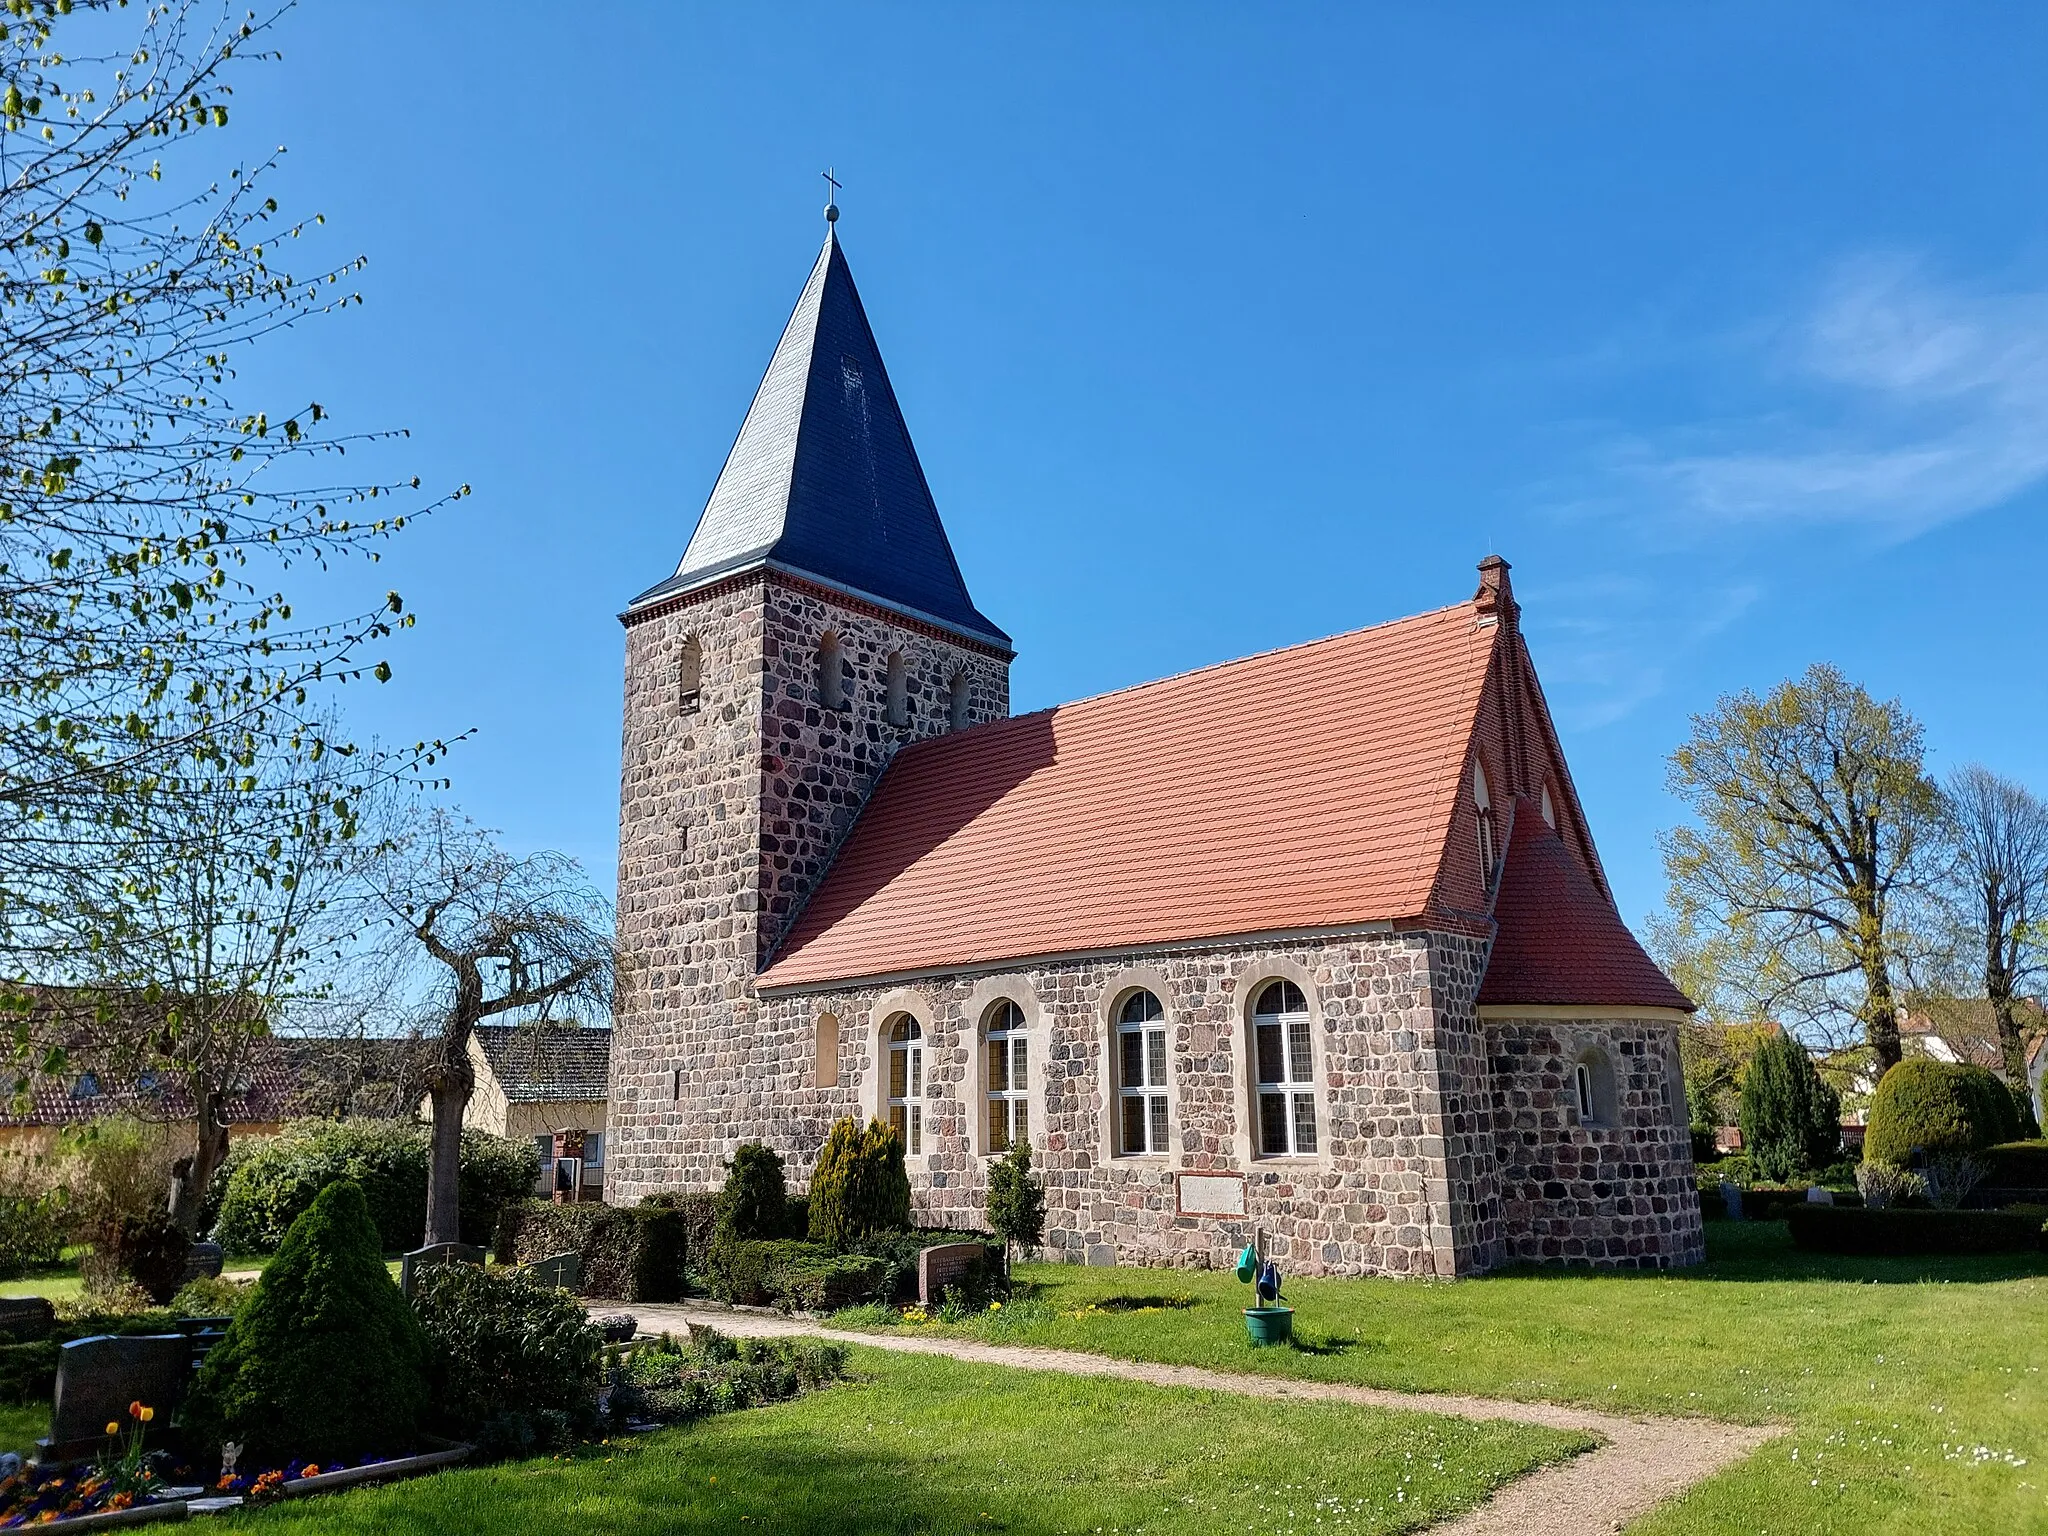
[822,167,841,227]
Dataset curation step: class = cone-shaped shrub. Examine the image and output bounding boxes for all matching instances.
[183,1179,429,1465]
[808,1118,910,1247]
[719,1141,788,1240]
[1738,1030,1842,1181]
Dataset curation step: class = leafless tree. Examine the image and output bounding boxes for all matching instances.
[369,809,612,1247]
[1938,765,2048,1098]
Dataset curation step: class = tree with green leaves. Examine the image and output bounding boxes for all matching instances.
[1738,1029,1841,1181]
[0,1,464,1090]
[984,1143,1044,1279]
[1662,664,1944,1074]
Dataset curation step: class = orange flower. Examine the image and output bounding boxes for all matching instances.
[138,1406,154,1423]
[128,1401,144,1419]
[300,1466,321,1478]
[105,1492,134,1511]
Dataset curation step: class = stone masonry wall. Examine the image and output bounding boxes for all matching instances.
[609,571,1008,1202]
[1485,1014,1703,1268]
[620,930,1493,1279]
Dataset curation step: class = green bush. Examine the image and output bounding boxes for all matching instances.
[1865,1061,2010,1167]
[985,1145,1045,1263]
[170,1274,251,1319]
[98,1214,191,1304]
[846,1230,1005,1303]
[719,1143,787,1240]
[500,1200,688,1302]
[184,1180,431,1464]
[704,1236,824,1305]
[808,1117,910,1248]
[637,1191,722,1269]
[610,1326,845,1426]
[1739,1031,1841,1182]
[1787,1204,2045,1256]
[211,1119,539,1255]
[762,1251,889,1312]
[409,1261,604,1449]
[0,1182,68,1278]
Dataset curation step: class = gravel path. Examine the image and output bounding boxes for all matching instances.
[625,1303,1777,1536]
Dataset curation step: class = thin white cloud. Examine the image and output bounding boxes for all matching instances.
[1612,257,2048,538]
[1524,578,1760,732]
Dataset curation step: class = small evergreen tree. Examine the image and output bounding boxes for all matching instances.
[809,1118,911,1247]
[184,1180,430,1464]
[718,1142,788,1240]
[1738,1031,1842,1182]
[985,1145,1045,1279]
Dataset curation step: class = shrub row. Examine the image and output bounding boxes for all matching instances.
[410,1260,604,1453]
[1786,1204,2046,1256]
[211,1119,537,1254]
[1984,1140,2048,1191]
[611,1326,846,1426]
[500,1200,689,1302]
[702,1236,888,1310]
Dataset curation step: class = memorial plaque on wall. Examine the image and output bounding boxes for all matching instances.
[1176,1173,1248,1217]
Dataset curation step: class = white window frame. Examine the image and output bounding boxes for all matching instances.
[984,999,1029,1154]
[1474,759,1498,883]
[1115,989,1170,1155]
[887,1014,924,1154]
[1252,980,1318,1157]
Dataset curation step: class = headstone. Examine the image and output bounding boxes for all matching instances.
[0,1295,56,1342]
[33,1333,190,1467]
[1719,1181,1744,1221]
[917,1242,988,1305]
[1805,1185,1836,1205]
[399,1241,486,1299]
[518,1250,582,1291]
[182,1241,226,1282]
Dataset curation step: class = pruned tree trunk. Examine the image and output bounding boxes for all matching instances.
[1988,927,2029,1095]
[424,1070,471,1247]
[1862,959,1903,1075]
[168,1091,232,1237]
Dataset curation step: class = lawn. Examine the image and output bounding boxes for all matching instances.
[232,1348,1588,1535]
[830,1222,2048,1534]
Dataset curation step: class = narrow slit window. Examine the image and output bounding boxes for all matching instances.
[678,634,703,714]
[818,631,845,711]
[1474,760,1499,885]
[948,670,971,730]
[885,651,909,727]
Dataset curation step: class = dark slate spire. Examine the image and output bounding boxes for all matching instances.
[632,231,1009,648]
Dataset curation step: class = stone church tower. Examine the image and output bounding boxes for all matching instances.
[608,227,1013,1198]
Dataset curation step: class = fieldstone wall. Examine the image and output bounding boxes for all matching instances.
[608,570,1009,1203]
[1484,1014,1703,1268]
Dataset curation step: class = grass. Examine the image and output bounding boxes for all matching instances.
[0,1401,44,1460]
[828,1222,2048,1534]
[232,1347,1588,1535]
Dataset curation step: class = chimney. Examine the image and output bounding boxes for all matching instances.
[1474,555,1517,629]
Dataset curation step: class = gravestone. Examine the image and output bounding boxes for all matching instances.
[517,1250,582,1292]
[0,1295,55,1342]
[182,1241,226,1282]
[33,1333,189,1467]
[917,1242,987,1306]
[1719,1181,1744,1221]
[1805,1185,1835,1206]
[399,1241,486,1299]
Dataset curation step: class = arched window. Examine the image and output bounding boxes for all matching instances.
[885,651,909,727]
[948,670,971,731]
[1252,980,1317,1156]
[1474,760,1498,884]
[886,1014,924,1154]
[814,1013,840,1090]
[1574,1046,1618,1128]
[1115,989,1169,1155]
[1540,782,1556,830]
[985,999,1028,1152]
[818,631,845,711]
[678,634,703,715]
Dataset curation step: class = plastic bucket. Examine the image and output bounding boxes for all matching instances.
[1243,1306,1293,1346]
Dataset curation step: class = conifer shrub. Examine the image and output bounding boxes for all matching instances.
[1738,1031,1842,1182]
[1865,1060,2009,1167]
[719,1142,788,1240]
[807,1117,910,1248]
[184,1180,430,1464]
[986,1144,1045,1273]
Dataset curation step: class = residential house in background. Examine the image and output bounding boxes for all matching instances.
[427,1024,612,1195]
[0,1036,295,1165]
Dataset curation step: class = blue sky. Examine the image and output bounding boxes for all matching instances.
[219,4,2048,929]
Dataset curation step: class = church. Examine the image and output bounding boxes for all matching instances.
[606,219,1703,1276]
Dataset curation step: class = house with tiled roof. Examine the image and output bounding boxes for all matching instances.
[426,1024,613,1194]
[607,219,1700,1275]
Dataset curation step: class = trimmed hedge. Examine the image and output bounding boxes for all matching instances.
[410,1261,604,1452]
[1864,1061,2011,1167]
[212,1119,538,1254]
[1985,1140,2048,1191]
[638,1191,722,1269]
[500,1200,688,1302]
[702,1236,891,1311]
[1787,1204,2046,1256]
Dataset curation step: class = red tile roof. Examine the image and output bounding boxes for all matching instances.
[0,1035,297,1128]
[761,601,1498,988]
[1478,800,1693,1012]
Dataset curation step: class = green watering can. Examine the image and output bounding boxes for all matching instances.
[1234,1244,1258,1283]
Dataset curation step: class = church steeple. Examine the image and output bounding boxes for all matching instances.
[632,230,1008,649]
